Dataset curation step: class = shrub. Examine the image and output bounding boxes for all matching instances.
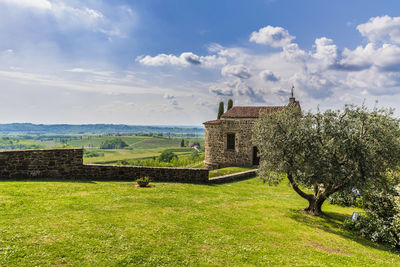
[227,99,233,110]
[217,102,224,119]
[328,188,362,207]
[344,171,400,248]
[118,153,204,168]
[190,150,200,160]
[83,150,105,158]
[99,138,128,149]
[157,150,177,162]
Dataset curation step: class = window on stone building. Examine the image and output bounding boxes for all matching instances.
[227,133,235,150]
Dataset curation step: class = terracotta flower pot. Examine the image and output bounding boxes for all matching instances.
[137,181,149,187]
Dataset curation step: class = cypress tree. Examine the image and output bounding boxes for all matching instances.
[217,101,224,119]
[227,99,233,110]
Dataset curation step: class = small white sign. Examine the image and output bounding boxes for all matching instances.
[351,212,359,221]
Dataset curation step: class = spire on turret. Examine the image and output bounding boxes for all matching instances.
[289,85,296,104]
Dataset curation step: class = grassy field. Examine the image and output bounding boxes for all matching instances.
[73,136,204,165]
[0,135,205,166]
[66,136,204,150]
[0,137,44,150]
[83,148,196,164]
[0,178,399,266]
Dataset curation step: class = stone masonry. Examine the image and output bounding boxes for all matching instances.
[0,148,209,183]
[203,96,300,169]
[0,148,83,179]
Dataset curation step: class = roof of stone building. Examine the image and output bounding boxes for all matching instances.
[203,119,222,125]
[220,106,286,119]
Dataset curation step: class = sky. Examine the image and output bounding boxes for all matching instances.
[1,0,400,125]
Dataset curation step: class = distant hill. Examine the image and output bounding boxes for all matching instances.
[0,123,204,135]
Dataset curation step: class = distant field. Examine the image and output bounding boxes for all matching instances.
[0,135,205,165]
[76,136,204,164]
[0,137,44,150]
[67,136,150,148]
[0,178,398,266]
[66,136,204,150]
[83,147,196,164]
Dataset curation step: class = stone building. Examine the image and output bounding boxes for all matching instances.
[203,96,300,169]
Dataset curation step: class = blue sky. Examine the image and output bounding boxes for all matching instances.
[1,0,400,125]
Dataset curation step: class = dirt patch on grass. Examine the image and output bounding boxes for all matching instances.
[219,201,255,209]
[305,240,352,255]
[208,226,220,231]
[198,245,214,252]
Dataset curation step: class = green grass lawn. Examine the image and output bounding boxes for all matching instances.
[0,178,399,266]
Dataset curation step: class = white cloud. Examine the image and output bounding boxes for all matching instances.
[137,52,226,68]
[0,0,132,38]
[373,44,400,71]
[290,70,337,99]
[357,15,400,43]
[66,68,114,77]
[260,70,279,82]
[345,67,400,95]
[5,13,400,124]
[250,25,295,47]
[312,37,338,68]
[221,64,251,79]
[0,0,51,10]
[338,43,400,72]
[339,44,375,71]
[209,79,265,103]
[281,43,308,62]
[163,93,175,99]
[138,16,400,107]
[207,43,224,53]
[209,83,234,97]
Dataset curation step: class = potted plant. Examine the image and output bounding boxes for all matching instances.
[135,176,152,187]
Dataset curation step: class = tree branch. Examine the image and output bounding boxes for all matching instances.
[287,172,313,201]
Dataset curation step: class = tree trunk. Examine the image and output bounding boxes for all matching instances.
[304,197,325,216]
[287,172,326,216]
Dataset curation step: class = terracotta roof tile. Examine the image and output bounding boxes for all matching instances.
[220,106,285,118]
[203,119,222,125]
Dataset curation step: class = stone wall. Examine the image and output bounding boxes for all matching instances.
[0,148,83,178]
[204,118,256,169]
[209,169,257,184]
[82,164,209,183]
[0,148,209,183]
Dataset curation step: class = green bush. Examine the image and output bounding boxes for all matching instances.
[157,150,177,162]
[328,189,362,207]
[117,153,205,168]
[344,171,400,249]
[99,138,128,149]
[83,150,105,158]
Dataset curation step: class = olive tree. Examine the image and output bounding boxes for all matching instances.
[252,105,400,216]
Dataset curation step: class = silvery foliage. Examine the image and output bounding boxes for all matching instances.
[253,104,400,215]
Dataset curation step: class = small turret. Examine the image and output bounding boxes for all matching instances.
[288,85,300,107]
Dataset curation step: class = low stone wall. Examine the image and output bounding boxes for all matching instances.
[208,169,257,184]
[82,164,209,183]
[0,148,258,184]
[0,148,209,183]
[0,148,83,179]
